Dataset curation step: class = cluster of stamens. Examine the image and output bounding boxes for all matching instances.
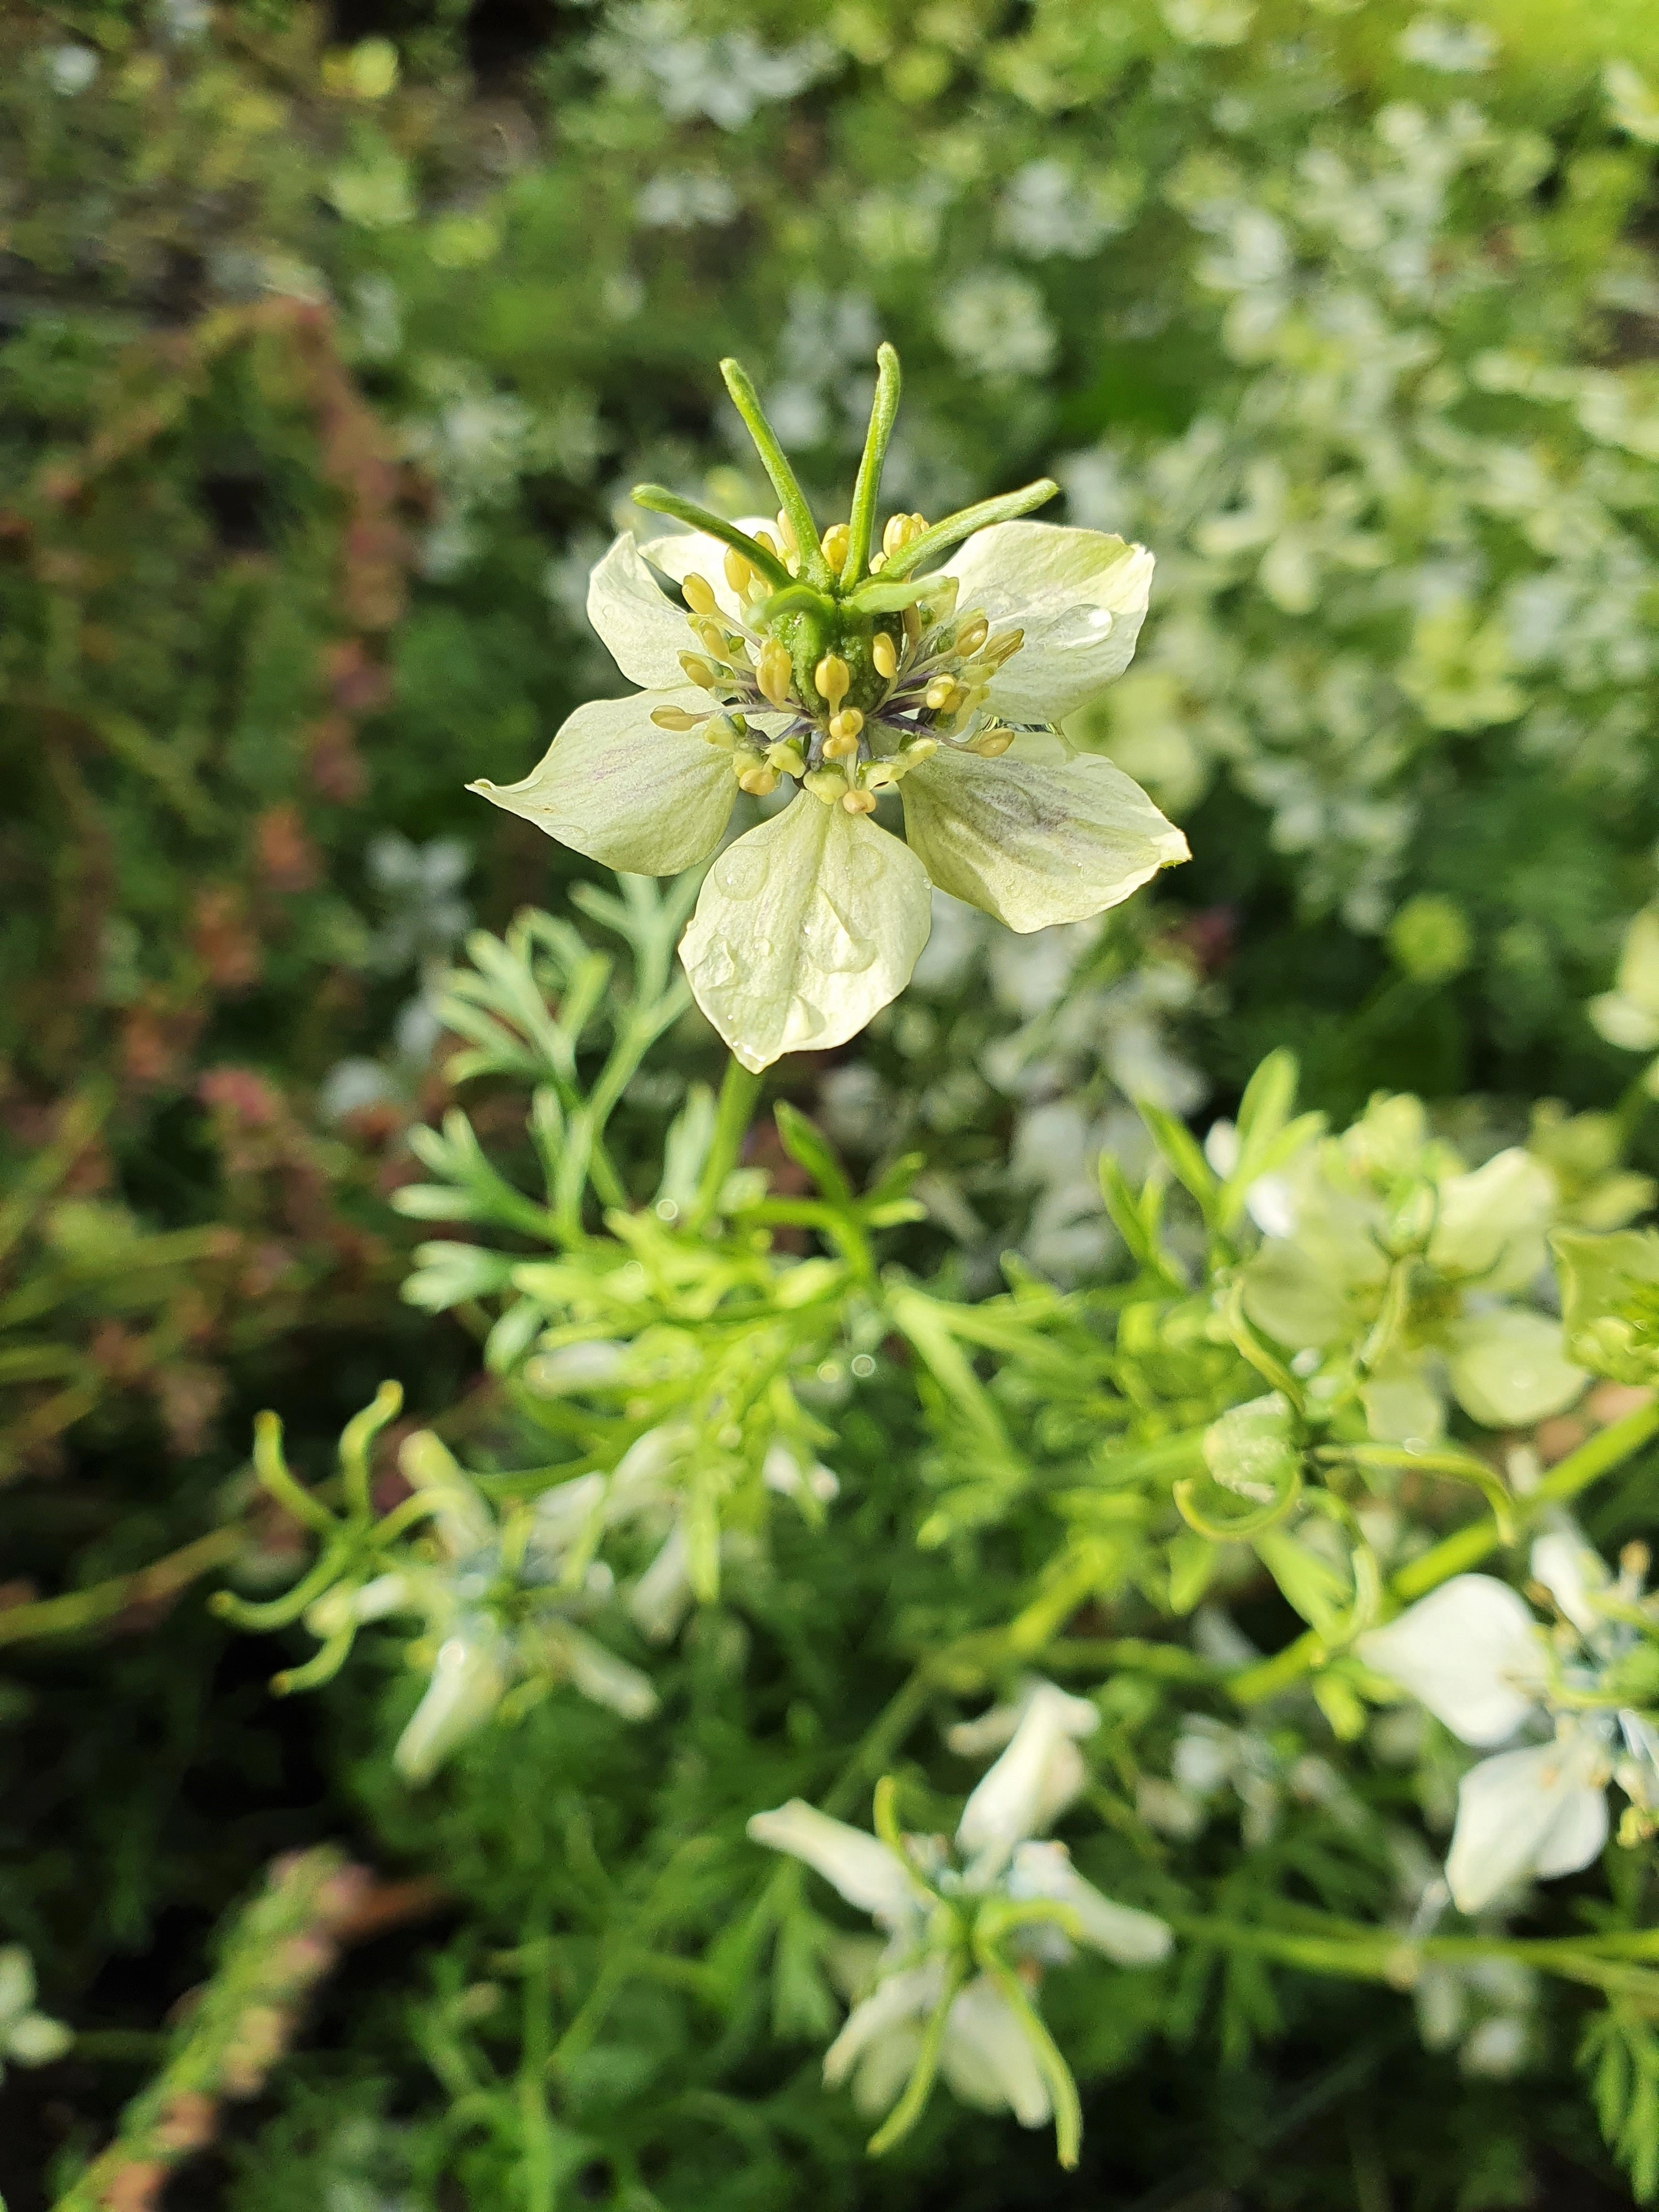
[650,506,1026,817]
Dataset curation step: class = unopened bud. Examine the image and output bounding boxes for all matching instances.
[679,653,721,690]
[652,707,705,731]
[821,522,850,569]
[968,728,1014,757]
[842,787,879,815]
[682,573,718,618]
[756,640,794,709]
[814,653,850,708]
[872,632,898,681]
[955,612,989,656]
[723,547,753,595]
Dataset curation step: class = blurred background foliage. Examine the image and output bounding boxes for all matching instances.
[8,0,1659,2203]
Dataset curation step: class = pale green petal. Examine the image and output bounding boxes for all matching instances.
[1444,1307,1586,1429]
[900,747,1187,933]
[680,798,933,1071]
[1359,1359,1445,1446]
[642,516,775,622]
[1590,991,1659,1054]
[1616,907,1659,1018]
[587,533,696,688]
[1429,1148,1553,1292]
[942,521,1156,723]
[469,689,734,874]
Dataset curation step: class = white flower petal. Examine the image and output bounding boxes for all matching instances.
[747,1801,918,1927]
[823,1960,942,2087]
[680,798,933,1072]
[6,2011,71,2067]
[1529,1528,1607,1637]
[587,533,697,689]
[1444,1308,1585,1430]
[393,1625,511,1784]
[1445,1734,1609,1912]
[900,748,1187,934]
[957,1683,1098,1864]
[1357,1576,1547,1747]
[628,1521,695,1644]
[945,1678,1099,1759]
[1429,1148,1554,1291]
[940,1976,1053,2127]
[1007,1841,1173,1966]
[943,521,1155,723]
[0,1949,35,2028]
[469,691,735,876]
[557,1624,659,1720]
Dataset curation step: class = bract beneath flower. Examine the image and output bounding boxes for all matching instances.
[900,739,1188,933]
[680,795,934,1073]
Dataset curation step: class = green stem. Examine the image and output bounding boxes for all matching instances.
[718,357,830,586]
[690,1055,763,1226]
[629,487,795,594]
[0,1527,240,1647]
[862,479,1059,588]
[842,342,901,588]
[1229,1393,1659,1705]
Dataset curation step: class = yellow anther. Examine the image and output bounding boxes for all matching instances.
[821,522,850,569]
[829,708,864,742]
[841,787,879,815]
[822,729,860,760]
[723,547,753,596]
[969,728,1014,757]
[815,654,851,708]
[924,676,960,713]
[754,529,780,560]
[904,736,939,761]
[882,514,909,558]
[803,768,848,803]
[776,510,798,554]
[986,627,1024,664]
[682,573,718,618]
[695,619,731,660]
[679,653,722,690]
[872,633,898,681]
[756,640,794,709]
[870,550,887,573]
[736,760,778,795]
[766,740,806,778]
[786,554,800,578]
[651,706,705,731]
[955,613,989,656]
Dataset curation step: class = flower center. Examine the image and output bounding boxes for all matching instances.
[650,508,1026,819]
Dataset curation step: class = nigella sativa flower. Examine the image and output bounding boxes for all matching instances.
[748,1680,1170,2163]
[471,347,1186,1070]
[1359,1532,1659,1911]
